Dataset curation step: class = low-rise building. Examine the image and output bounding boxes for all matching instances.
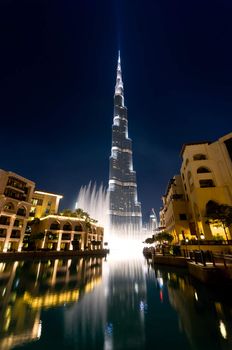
[0,169,35,252]
[0,170,104,253]
[160,175,191,242]
[28,215,104,251]
[160,132,232,242]
[180,132,232,240]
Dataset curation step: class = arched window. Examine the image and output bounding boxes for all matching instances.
[50,221,60,230]
[3,202,15,211]
[74,224,83,232]
[17,207,26,217]
[197,167,211,174]
[193,154,207,160]
[63,222,72,231]
[185,158,189,166]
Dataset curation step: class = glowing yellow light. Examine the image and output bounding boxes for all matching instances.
[219,320,227,339]
[23,290,80,309]
[35,191,63,198]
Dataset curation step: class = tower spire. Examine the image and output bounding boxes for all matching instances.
[115,50,124,97]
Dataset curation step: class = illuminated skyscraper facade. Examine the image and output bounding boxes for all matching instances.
[108,52,142,232]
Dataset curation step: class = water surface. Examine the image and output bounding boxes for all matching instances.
[0,256,231,350]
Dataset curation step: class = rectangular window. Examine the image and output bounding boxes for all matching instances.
[32,199,38,206]
[172,194,184,200]
[179,214,187,220]
[0,216,10,225]
[199,179,215,188]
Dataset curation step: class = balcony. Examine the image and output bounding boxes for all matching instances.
[6,185,25,193]
[4,188,27,202]
[7,177,27,191]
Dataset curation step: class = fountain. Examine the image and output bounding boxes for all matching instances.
[75,182,110,239]
[76,182,146,254]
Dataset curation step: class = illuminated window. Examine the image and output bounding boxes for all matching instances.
[37,199,43,206]
[3,202,14,211]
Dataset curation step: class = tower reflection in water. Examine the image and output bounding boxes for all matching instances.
[0,257,232,350]
[64,255,147,350]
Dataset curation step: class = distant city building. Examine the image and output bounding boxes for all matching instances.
[108,52,142,233]
[0,169,35,252]
[149,208,159,232]
[160,132,232,242]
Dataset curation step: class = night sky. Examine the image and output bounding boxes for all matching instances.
[0,0,232,222]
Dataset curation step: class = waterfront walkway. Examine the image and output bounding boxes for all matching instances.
[0,249,109,261]
[146,250,232,284]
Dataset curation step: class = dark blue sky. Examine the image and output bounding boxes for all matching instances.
[0,0,232,221]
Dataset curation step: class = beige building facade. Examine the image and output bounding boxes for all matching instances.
[160,132,232,242]
[0,169,104,253]
[160,175,191,242]
[0,169,35,252]
[29,215,104,251]
[29,191,63,220]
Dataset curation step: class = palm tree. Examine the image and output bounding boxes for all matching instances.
[60,209,73,217]
[205,200,232,242]
[154,232,174,244]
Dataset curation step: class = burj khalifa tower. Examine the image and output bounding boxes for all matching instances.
[108,52,142,235]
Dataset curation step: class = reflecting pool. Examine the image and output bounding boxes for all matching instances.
[0,256,232,350]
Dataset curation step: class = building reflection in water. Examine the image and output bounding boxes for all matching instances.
[1,256,232,350]
[151,264,232,350]
[0,257,104,350]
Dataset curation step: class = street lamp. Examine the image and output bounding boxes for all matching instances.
[185,238,189,257]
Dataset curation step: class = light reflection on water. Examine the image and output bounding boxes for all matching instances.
[0,256,232,350]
